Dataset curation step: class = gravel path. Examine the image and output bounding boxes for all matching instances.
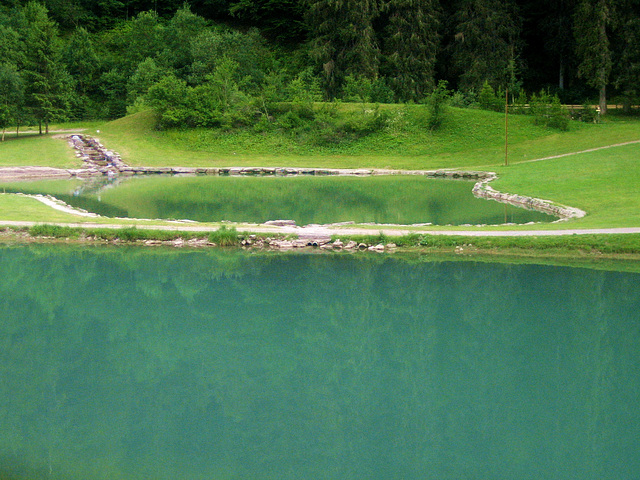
[1,219,639,237]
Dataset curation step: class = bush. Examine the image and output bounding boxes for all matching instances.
[478,81,503,112]
[425,80,450,130]
[571,104,600,123]
[29,224,80,238]
[208,226,239,246]
[530,90,569,131]
[449,90,476,108]
[510,91,529,115]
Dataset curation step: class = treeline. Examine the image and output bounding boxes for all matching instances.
[0,0,639,136]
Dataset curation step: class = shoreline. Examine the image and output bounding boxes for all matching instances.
[1,223,639,265]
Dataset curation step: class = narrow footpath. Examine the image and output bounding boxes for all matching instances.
[1,219,639,238]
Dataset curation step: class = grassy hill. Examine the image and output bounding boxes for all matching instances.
[95,106,640,170]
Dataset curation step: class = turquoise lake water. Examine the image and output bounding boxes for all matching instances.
[1,246,639,479]
[1,175,554,225]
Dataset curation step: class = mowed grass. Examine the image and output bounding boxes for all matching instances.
[0,193,92,222]
[0,133,80,168]
[492,142,640,228]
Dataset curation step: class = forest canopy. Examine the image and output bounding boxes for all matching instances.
[0,0,638,131]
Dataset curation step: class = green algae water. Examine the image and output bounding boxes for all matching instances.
[1,175,554,225]
[2,246,640,480]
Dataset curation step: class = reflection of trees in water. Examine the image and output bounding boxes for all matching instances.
[72,175,132,197]
[0,247,639,479]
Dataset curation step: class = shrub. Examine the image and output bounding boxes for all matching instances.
[578,104,600,123]
[425,80,450,130]
[510,91,529,115]
[29,224,80,238]
[478,81,503,112]
[208,226,239,246]
[530,90,569,131]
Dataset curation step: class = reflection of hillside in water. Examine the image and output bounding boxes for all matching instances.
[1,247,639,479]
[0,175,557,225]
[62,175,556,225]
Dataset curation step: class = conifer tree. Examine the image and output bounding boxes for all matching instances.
[384,0,440,102]
[0,63,24,141]
[19,2,71,133]
[305,0,381,98]
[63,27,98,98]
[449,0,521,91]
[538,0,577,90]
[612,0,640,112]
[574,0,613,114]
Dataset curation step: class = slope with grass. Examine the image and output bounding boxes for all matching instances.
[96,107,640,171]
[492,142,640,229]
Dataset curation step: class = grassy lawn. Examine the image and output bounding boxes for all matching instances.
[0,105,639,232]
[493,142,640,229]
[0,194,216,228]
[0,193,94,223]
[0,133,80,168]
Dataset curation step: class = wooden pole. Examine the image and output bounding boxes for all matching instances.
[505,87,509,167]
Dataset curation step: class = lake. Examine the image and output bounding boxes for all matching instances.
[0,175,554,225]
[1,245,639,479]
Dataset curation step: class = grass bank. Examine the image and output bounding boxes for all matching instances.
[0,133,79,168]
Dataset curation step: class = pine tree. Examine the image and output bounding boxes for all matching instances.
[448,0,521,91]
[538,0,578,90]
[384,0,440,102]
[574,0,613,114]
[305,0,381,98]
[63,27,99,98]
[0,63,24,141]
[19,2,71,133]
[612,0,640,112]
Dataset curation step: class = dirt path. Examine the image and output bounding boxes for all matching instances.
[519,139,640,164]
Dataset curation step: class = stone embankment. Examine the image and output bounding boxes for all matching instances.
[472,173,586,221]
[242,235,396,252]
[69,134,127,176]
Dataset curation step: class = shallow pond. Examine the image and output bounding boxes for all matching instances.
[1,175,554,225]
[1,246,639,479]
